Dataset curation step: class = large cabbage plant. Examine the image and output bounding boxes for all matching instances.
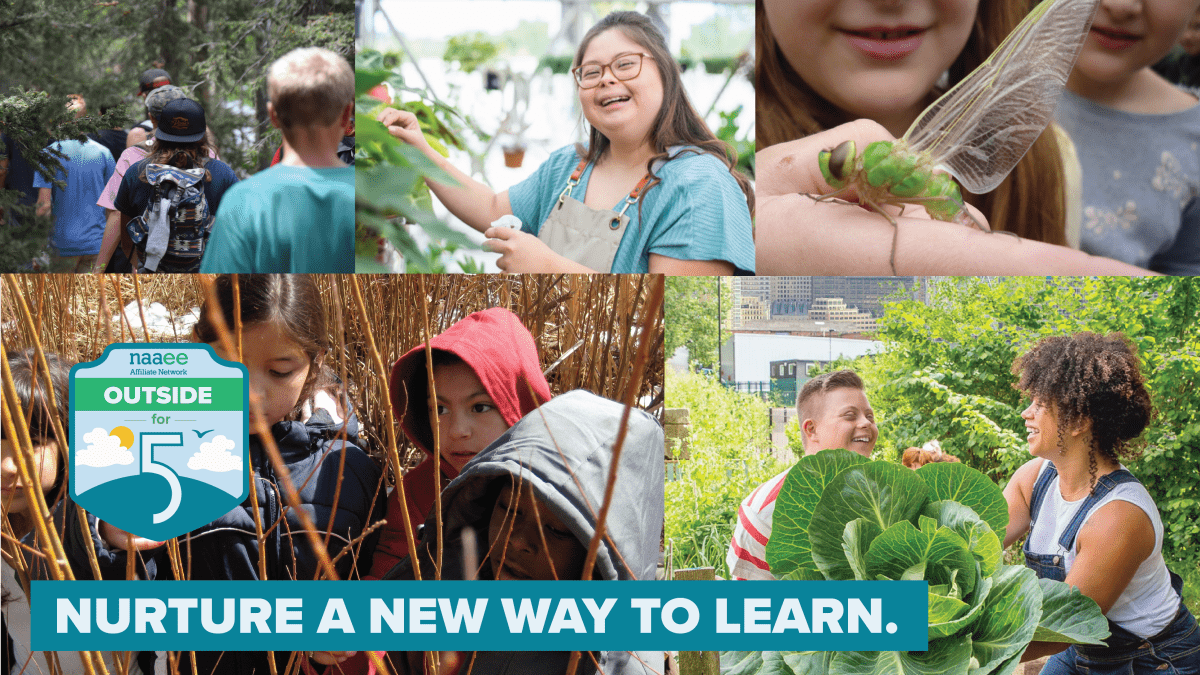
[721,450,1110,675]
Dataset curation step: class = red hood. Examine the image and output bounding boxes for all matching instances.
[389,307,552,479]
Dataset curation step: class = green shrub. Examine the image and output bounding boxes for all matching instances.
[664,370,786,578]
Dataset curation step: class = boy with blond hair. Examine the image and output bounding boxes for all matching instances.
[201,46,354,273]
[726,370,878,580]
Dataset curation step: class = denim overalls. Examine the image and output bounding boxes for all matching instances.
[1025,463,1200,675]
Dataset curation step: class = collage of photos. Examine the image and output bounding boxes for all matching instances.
[1,0,1198,674]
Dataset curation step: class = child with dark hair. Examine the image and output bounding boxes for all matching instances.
[2,350,122,673]
[1003,332,1199,673]
[727,369,878,580]
[367,307,552,579]
[308,307,553,672]
[381,390,665,675]
[61,274,381,675]
[377,11,754,274]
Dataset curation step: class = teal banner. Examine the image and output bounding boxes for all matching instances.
[32,580,928,651]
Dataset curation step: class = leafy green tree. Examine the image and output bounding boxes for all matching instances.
[665,276,729,371]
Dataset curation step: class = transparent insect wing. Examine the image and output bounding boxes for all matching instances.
[903,0,1102,194]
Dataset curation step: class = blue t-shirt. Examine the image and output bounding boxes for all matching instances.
[114,156,239,221]
[199,165,354,273]
[1055,89,1200,274]
[507,145,755,273]
[32,139,115,256]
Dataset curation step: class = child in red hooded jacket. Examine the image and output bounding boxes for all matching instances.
[310,308,552,672]
[369,306,553,579]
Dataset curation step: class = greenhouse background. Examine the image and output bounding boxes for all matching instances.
[356,0,755,272]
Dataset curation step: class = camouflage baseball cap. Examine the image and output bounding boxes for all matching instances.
[145,85,188,120]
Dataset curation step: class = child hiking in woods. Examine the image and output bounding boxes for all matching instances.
[54,275,381,675]
[201,47,356,273]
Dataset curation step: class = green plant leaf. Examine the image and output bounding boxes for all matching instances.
[1032,578,1110,645]
[929,591,970,625]
[783,651,833,675]
[720,651,797,675]
[766,449,871,578]
[930,575,993,639]
[843,518,883,581]
[828,636,973,675]
[355,69,389,97]
[810,461,929,580]
[865,520,978,598]
[922,501,1002,578]
[968,565,1041,675]
[916,456,1009,536]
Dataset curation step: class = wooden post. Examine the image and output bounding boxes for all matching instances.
[673,567,720,675]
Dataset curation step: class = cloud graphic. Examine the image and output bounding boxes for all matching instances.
[188,435,242,472]
[77,428,135,468]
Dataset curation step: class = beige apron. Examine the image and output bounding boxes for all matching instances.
[537,157,655,272]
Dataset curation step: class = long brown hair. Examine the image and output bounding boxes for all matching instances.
[574,11,755,218]
[140,136,213,182]
[194,275,334,422]
[756,0,1067,244]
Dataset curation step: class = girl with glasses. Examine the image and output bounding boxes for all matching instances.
[377,11,755,275]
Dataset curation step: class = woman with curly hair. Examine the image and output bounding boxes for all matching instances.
[1002,332,1199,674]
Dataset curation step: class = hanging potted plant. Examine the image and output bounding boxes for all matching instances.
[496,73,532,168]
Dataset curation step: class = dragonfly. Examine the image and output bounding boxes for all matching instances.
[809,0,1102,274]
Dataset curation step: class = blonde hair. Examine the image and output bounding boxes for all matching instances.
[267,47,353,129]
[756,0,1068,245]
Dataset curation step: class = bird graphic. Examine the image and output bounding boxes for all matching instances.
[193,429,214,438]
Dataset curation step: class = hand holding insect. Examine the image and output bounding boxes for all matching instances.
[756,121,1158,276]
[802,0,1106,274]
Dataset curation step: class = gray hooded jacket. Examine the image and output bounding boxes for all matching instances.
[388,389,665,675]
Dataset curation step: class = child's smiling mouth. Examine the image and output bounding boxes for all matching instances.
[840,27,927,61]
[1089,25,1141,50]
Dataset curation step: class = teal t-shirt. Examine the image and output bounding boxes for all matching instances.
[200,165,354,273]
[507,145,755,273]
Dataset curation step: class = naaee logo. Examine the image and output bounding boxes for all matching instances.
[69,344,249,541]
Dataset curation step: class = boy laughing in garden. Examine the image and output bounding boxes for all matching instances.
[726,370,878,580]
[200,46,354,273]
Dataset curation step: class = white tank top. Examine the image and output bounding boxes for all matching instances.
[1027,460,1178,638]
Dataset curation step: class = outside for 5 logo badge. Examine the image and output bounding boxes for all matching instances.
[69,344,249,541]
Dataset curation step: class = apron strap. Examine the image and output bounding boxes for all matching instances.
[557,154,664,226]
[557,158,592,207]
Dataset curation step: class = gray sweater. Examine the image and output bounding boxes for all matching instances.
[389,389,665,675]
[1055,88,1200,274]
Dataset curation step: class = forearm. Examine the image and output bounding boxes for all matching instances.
[36,188,51,218]
[1020,641,1069,662]
[422,150,509,233]
[96,209,123,270]
[756,195,1160,276]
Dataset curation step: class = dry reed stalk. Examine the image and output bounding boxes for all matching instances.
[348,275,420,581]
[197,276,272,585]
[418,275,445,580]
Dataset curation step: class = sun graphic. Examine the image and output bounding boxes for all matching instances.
[109,426,135,449]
